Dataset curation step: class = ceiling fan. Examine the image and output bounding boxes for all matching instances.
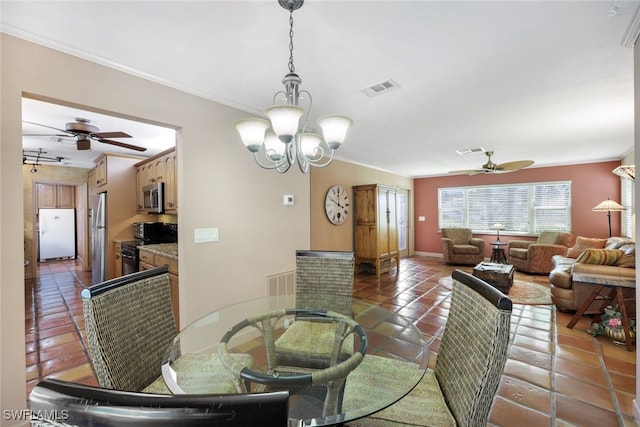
[22,118,147,152]
[448,151,534,175]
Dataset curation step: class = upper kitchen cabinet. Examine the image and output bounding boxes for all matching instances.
[95,156,108,187]
[135,147,177,214]
[37,183,75,208]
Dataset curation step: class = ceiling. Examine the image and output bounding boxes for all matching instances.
[2,1,638,177]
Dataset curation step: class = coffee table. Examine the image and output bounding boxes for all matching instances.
[473,262,515,294]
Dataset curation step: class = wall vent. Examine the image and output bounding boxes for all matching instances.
[360,78,401,97]
[456,147,486,156]
[266,270,296,298]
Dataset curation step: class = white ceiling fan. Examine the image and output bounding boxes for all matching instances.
[448,151,534,175]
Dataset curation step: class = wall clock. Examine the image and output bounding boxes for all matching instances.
[325,185,350,225]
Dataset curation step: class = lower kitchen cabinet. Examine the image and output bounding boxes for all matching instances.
[138,248,179,328]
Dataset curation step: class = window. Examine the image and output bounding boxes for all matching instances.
[620,178,633,238]
[438,181,572,235]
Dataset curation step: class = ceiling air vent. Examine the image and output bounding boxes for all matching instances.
[360,79,401,97]
[456,147,486,156]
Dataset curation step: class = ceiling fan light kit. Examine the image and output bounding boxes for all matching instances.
[234,0,353,174]
[448,150,534,175]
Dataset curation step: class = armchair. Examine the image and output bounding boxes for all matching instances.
[507,231,573,274]
[441,228,485,265]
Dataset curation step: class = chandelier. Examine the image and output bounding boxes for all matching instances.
[234,0,353,174]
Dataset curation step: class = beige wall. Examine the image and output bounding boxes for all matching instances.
[22,164,90,279]
[310,160,414,253]
[1,34,310,420]
[634,39,640,421]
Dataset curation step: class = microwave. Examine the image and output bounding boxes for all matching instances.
[142,182,164,213]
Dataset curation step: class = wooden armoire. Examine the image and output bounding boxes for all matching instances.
[352,184,399,277]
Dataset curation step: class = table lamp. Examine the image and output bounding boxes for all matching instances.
[592,199,625,237]
[490,223,505,242]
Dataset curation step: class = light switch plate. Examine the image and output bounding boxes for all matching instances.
[418,216,426,222]
[283,194,294,205]
[194,227,219,243]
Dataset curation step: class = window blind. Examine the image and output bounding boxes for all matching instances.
[438,181,572,235]
[620,178,633,238]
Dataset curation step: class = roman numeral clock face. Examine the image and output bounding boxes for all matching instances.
[325,185,350,225]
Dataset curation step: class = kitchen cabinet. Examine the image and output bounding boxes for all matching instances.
[37,184,75,208]
[138,247,179,327]
[95,156,107,187]
[135,147,177,213]
[353,184,399,277]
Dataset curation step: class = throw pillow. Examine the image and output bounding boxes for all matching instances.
[566,236,608,259]
[576,249,623,266]
[615,244,636,268]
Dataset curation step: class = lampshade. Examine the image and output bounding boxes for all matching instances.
[317,115,353,149]
[234,118,270,152]
[264,105,304,143]
[612,165,635,181]
[300,133,322,158]
[490,223,505,230]
[264,133,286,161]
[592,199,626,212]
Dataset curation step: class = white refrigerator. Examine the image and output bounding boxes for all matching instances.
[38,208,76,260]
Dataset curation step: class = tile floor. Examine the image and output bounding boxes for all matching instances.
[26,256,637,426]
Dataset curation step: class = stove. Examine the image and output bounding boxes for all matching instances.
[121,223,177,275]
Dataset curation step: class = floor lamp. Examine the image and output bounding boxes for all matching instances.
[592,199,626,237]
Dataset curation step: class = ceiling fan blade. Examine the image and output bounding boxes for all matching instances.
[96,138,147,152]
[448,169,483,175]
[22,133,71,137]
[23,120,72,135]
[93,131,132,139]
[496,160,534,171]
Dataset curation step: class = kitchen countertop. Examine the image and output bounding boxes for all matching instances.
[137,243,178,260]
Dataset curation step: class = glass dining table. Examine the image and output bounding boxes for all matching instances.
[161,295,429,426]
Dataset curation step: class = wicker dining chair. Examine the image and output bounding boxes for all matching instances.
[29,378,290,426]
[82,266,251,394]
[346,269,512,426]
[275,250,355,369]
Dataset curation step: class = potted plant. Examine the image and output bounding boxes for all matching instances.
[588,305,636,345]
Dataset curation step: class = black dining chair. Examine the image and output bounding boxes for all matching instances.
[82,266,251,394]
[28,378,290,426]
[345,269,512,426]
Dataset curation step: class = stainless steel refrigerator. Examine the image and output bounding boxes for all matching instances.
[92,192,107,284]
[38,208,76,260]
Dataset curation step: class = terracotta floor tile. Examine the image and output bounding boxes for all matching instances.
[556,394,620,427]
[609,371,636,395]
[554,344,602,367]
[508,345,552,371]
[503,360,551,389]
[556,332,599,353]
[39,332,78,350]
[488,396,551,427]
[555,373,615,411]
[554,357,607,387]
[495,375,551,413]
[615,391,636,418]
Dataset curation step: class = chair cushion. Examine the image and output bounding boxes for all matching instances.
[276,321,353,369]
[344,364,456,427]
[575,249,623,266]
[142,353,254,394]
[509,248,528,260]
[452,244,481,255]
[566,236,608,258]
[344,362,455,427]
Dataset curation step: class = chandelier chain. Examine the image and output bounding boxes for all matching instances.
[288,6,295,73]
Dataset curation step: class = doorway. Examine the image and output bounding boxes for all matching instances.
[397,188,410,258]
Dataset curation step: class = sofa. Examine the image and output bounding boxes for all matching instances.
[549,237,635,313]
[441,228,485,265]
[507,231,573,274]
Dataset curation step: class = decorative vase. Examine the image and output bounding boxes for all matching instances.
[605,325,635,345]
